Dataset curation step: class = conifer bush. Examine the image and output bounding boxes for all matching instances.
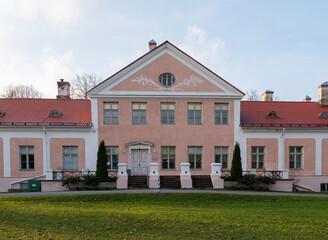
[96,140,108,182]
[230,142,243,180]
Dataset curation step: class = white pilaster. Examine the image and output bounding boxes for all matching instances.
[3,137,10,177]
[316,138,322,175]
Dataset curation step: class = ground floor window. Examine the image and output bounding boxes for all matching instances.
[215,146,229,169]
[188,146,202,170]
[106,146,119,170]
[63,146,78,170]
[321,183,328,192]
[161,146,176,170]
[289,146,303,169]
[19,146,34,170]
[251,146,265,169]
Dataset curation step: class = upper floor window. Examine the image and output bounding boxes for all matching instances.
[158,73,175,86]
[161,103,175,124]
[132,103,147,124]
[63,146,78,170]
[188,146,202,170]
[289,146,303,169]
[106,146,119,170]
[215,103,229,124]
[19,146,34,170]
[188,103,202,125]
[161,146,176,170]
[104,102,118,124]
[251,146,265,169]
[215,146,229,169]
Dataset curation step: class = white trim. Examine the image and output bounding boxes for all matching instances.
[128,145,151,154]
[3,137,10,177]
[234,100,240,144]
[316,138,322,175]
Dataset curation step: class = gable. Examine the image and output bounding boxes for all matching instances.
[88,41,244,99]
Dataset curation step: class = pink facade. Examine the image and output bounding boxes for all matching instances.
[10,138,43,178]
[50,138,86,171]
[0,138,3,177]
[246,138,278,170]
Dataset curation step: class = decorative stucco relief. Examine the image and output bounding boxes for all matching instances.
[131,75,203,91]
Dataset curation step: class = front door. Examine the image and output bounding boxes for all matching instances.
[131,149,148,175]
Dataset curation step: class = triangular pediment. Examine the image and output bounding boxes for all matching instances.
[88,41,244,99]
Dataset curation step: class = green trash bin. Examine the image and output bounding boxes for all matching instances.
[28,180,41,192]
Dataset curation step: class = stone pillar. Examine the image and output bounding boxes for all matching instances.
[149,163,159,189]
[180,163,192,189]
[45,169,53,180]
[210,163,224,189]
[281,169,289,179]
[117,163,128,189]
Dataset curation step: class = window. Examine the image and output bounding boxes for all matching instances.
[104,102,118,124]
[0,110,6,117]
[215,103,229,124]
[63,146,78,170]
[188,146,202,170]
[49,110,62,117]
[161,103,175,124]
[251,146,265,169]
[267,111,278,117]
[188,103,202,124]
[215,147,229,169]
[106,147,119,170]
[321,183,328,192]
[132,103,147,124]
[19,146,34,170]
[320,112,328,118]
[158,73,175,86]
[289,146,303,169]
[161,146,176,170]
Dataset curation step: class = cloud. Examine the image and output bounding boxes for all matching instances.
[0,0,83,32]
[179,26,226,74]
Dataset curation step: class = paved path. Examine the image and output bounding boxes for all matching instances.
[1,189,328,197]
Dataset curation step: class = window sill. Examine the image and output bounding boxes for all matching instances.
[289,168,304,170]
[19,169,35,171]
[161,169,176,171]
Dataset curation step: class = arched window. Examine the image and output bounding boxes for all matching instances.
[158,73,175,86]
[267,111,278,117]
[49,110,62,117]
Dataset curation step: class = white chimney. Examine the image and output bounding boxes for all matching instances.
[149,39,157,51]
[319,81,328,106]
[262,90,274,101]
[56,79,71,99]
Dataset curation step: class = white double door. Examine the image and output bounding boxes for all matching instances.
[131,149,148,176]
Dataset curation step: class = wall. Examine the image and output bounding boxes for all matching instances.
[50,138,86,171]
[98,98,235,175]
[321,139,328,175]
[0,138,3,177]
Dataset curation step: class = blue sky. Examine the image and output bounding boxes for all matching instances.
[1,0,328,100]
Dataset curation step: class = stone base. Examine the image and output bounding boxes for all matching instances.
[210,175,224,189]
[117,175,128,189]
[180,175,192,189]
[149,175,160,189]
[69,181,116,190]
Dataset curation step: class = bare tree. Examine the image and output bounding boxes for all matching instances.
[1,84,43,98]
[242,89,260,101]
[71,73,103,99]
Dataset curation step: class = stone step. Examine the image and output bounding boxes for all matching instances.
[160,176,181,189]
[191,175,213,189]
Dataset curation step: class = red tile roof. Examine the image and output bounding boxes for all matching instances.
[241,101,328,128]
[0,98,91,127]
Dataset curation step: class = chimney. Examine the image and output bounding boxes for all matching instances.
[56,79,71,99]
[149,39,157,51]
[319,81,328,106]
[302,95,312,102]
[262,90,274,101]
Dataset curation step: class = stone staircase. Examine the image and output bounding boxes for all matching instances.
[160,176,181,189]
[128,176,148,188]
[191,175,213,189]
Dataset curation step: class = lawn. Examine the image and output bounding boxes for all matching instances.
[0,193,327,239]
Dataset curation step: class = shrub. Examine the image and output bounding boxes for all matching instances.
[256,175,275,184]
[62,176,81,187]
[96,140,108,182]
[82,174,100,186]
[108,176,117,182]
[239,174,256,185]
[230,142,242,180]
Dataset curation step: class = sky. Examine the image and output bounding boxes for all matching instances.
[0,0,328,101]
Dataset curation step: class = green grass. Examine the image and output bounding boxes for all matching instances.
[0,193,327,239]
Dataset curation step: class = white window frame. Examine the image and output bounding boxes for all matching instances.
[251,146,265,169]
[215,103,229,124]
[188,146,203,170]
[161,103,175,124]
[19,146,35,170]
[62,146,78,170]
[161,146,176,170]
[188,103,202,125]
[215,146,229,169]
[289,146,303,169]
[103,102,119,124]
[106,146,119,170]
[132,102,147,124]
